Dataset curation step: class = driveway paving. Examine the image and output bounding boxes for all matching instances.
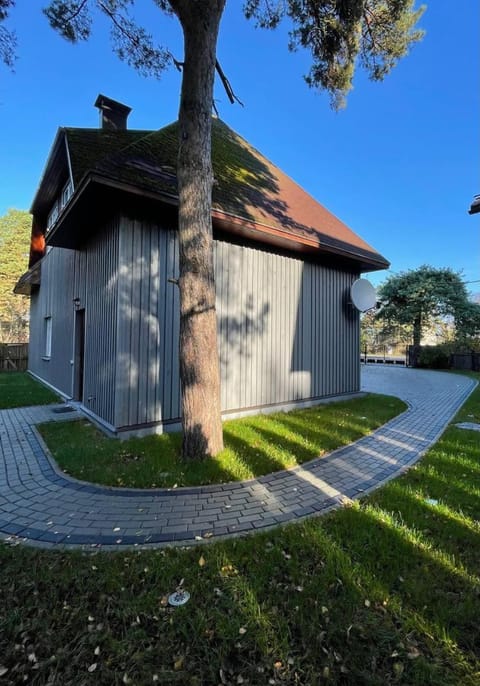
[0,367,475,549]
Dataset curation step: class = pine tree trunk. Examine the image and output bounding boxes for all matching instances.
[173,0,225,459]
[413,315,422,347]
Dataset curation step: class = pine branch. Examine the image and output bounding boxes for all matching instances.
[215,60,244,106]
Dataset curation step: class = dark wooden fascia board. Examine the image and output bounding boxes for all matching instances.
[48,172,389,272]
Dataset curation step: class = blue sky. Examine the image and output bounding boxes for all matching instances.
[0,1,479,290]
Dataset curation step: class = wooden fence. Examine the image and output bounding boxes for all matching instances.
[0,343,28,372]
[407,345,480,371]
[450,352,480,372]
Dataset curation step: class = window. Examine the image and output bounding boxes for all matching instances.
[61,180,73,207]
[44,316,52,358]
[46,179,73,233]
[46,202,59,232]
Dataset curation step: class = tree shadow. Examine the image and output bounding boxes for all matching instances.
[222,423,289,477]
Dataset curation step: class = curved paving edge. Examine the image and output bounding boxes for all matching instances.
[0,367,476,551]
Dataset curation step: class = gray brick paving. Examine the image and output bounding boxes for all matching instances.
[0,367,476,550]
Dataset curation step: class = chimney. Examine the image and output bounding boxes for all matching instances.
[94,94,132,131]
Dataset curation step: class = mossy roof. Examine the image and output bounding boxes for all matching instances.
[60,119,387,267]
[64,128,151,186]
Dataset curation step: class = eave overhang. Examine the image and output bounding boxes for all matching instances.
[47,172,390,273]
[30,129,71,218]
[14,261,41,296]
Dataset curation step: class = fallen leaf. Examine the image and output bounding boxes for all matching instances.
[407,647,421,659]
[239,627,247,635]
[198,555,206,567]
[0,666,8,677]
[364,599,371,607]
[94,646,100,656]
[174,656,184,671]
[88,663,97,673]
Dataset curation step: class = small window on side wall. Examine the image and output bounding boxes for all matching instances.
[44,316,52,358]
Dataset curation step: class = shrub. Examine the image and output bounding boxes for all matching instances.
[418,345,450,369]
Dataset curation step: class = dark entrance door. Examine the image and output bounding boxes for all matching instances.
[73,309,85,401]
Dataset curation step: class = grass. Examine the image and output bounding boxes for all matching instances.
[38,394,406,488]
[0,373,478,684]
[0,372,59,409]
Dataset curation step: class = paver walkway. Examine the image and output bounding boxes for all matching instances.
[0,367,476,550]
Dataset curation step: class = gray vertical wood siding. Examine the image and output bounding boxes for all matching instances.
[115,218,180,428]
[30,215,359,432]
[28,248,75,394]
[29,219,120,426]
[113,218,360,430]
[216,241,360,412]
[81,220,119,426]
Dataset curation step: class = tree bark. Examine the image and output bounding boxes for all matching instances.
[170,0,225,459]
[413,314,422,347]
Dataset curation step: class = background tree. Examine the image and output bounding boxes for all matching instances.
[0,209,31,343]
[376,265,480,346]
[361,309,411,356]
[0,0,15,68]
[1,0,425,459]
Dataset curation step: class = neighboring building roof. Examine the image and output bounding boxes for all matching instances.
[469,194,480,215]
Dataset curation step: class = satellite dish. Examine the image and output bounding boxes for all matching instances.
[350,279,377,312]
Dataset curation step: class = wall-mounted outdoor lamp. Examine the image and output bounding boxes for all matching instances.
[73,297,81,310]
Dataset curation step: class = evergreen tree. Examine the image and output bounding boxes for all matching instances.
[376,265,480,346]
[0,209,31,343]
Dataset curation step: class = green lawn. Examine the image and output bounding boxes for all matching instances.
[0,374,478,684]
[0,372,60,409]
[38,394,406,487]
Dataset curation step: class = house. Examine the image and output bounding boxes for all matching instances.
[15,95,389,438]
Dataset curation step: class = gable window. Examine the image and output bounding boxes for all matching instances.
[44,316,52,358]
[46,202,59,232]
[62,180,73,207]
[46,179,73,233]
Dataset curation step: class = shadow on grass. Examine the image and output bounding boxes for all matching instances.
[205,503,480,685]
[222,424,288,477]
